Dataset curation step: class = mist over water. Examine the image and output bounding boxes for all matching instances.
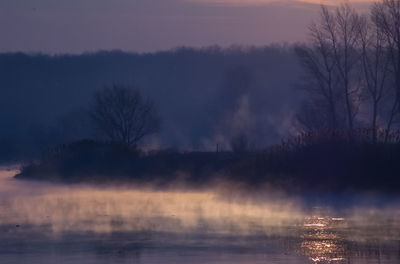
[1,167,400,263]
[0,168,305,235]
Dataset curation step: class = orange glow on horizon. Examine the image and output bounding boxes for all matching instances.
[188,0,374,6]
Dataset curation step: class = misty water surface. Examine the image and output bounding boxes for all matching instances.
[0,167,399,264]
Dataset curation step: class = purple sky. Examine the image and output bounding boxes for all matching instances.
[0,0,371,54]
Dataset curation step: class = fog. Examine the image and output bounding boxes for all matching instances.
[0,46,301,161]
[0,168,304,235]
[2,1,400,263]
[1,167,400,263]
[1,168,400,240]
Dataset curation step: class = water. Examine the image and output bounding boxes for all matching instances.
[0,167,399,263]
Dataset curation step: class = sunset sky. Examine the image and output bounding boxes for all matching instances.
[0,0,373,53]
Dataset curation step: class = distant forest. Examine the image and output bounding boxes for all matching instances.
[8,1,400,192]
[2,1,400,166]
[0,46,301,162]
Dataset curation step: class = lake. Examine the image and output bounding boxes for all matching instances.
[0,167,399,264]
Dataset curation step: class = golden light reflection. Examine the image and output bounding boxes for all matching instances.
[300,215,347,263]
[1,167,400,250]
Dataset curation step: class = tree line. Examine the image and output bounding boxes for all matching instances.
[85,1,400,149]
[0,47,300,162]
[295,0,400,143]
[90,0,400,151]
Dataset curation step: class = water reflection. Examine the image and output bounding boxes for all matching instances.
[300,213,347,263]
[1,169,400,263]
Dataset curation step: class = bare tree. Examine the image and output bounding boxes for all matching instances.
[296,1,400,140]
[359,14,391,143]
[295,4,363,131]
[90,85,160,148]
[295,40,340,130]
[330,3,363,130]
[372,0,400,107]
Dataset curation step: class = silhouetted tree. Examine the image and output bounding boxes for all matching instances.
[90,85,159,148]
[296,3,363,131]
[332,3,363,129]
[359,14,391,143]
[372,0,400,108]
[295,40,340,130]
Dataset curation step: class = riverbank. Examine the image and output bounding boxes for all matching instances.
[15,134,400,194]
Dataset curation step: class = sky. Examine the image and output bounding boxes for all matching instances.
[0,0,372,54]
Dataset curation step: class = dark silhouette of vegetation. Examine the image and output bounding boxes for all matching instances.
[372,0,400,107]
[0,46,299,162]
[225,128,400,192]
[295,3,362,131]
[91,85,160,148]
[296,1,400,143]
[6,1,400,195]
[16,140,239,186]
[17,128,400,193]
